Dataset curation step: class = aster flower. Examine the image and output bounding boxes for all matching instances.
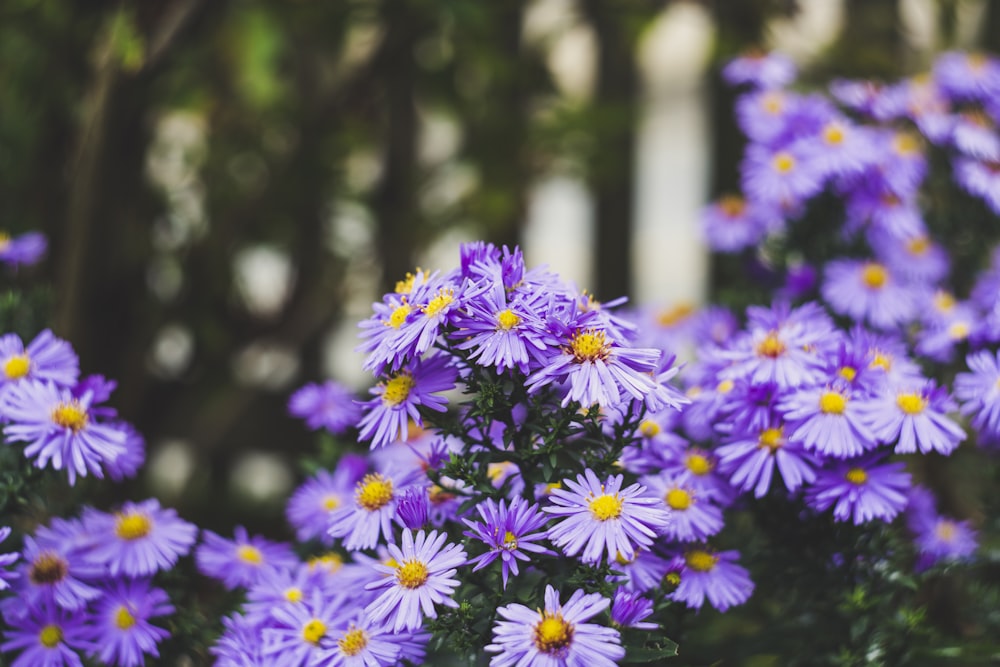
[872,231,949,284]
[286,455,368,544]
[741,142,825,210]
[933,51,1000,102]
[462,496,554,589]
[670,548,754,612]
[211,613,267,667]
[905,488,978,571]
[103,422,146,482]
[954,157,1000,215]
[486,584,624,667]
[196,526,298,590]
[0,525,18,591]
[544,469,670,564]
[16,534,102,611]
[3,380,128,484]
[262,589,349,666]
[863,381,965,455]
[805,455,910,524]
[243,564,337,626]
[610,588,657,630]
[779,384,878,459]
[364,529,466,632]
[328,468,417,551]
[955,350,1000,438]
[322,608,407,667]
[0,329,78,400]
[84,578,174,667]
[804,115,875,179]
[1,597,91,667]
[716,420,817,498]
[821,259,919,330]
[0,230,46,267]
[396,486,431,530]
[700,194,776,252]
[357,353,457,449]
[723,50,796,88]
[639,475,724,543]
[82,499,198,577]
[287,380,362,434]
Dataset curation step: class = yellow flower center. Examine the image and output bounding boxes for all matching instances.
[29,552,68,585]
[423,289,454,316]
[666,488,693,510]
[845,468,867,485]
[339,627,368,656]
[115,512,152,541]
[638,419,660,438]
[0,232,9,250]
[935,520,957,542]
[308,553,344,573]
[664,571,681,587]
[685,550,718,572]
[907,236,930,256]
[718,196,746,219]
[758,427,783,451]
[762,92,784,114]
[496,309,521,330]
[39,624,63,648]
[861,263,888,289]
[685,453,712,476]
[933,291,956,313]
[502,531,518,550]
[237,545,263,565]
[302,618,327,645]
[388,302,411,329]
[870,352,892,372]
[570,330,608,363]
[657,302,696,325]
[356,474,394,511]
[534,613,573,653]
[838,366,857,382]
[115,605,137,630]
[773,152,795,173]
[894,132,920,156]
[396,560,429,589]
[819,391,847,415]
[284,587,303,603]
[948,321,970,341]
[716,379,735,394]
[322,494,340,511]
[615,550,638,565]
[3,354,30,379]
[395,270,421,294]
[896,393,925,415]
[823,123,845,145]
[51,401,88,432]
[756,332,785,358]
[588,493,623,521]
[381,374,415,406]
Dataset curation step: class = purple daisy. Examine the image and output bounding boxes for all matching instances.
[821,259,919,330]
[723,50,797,88]
[933,51,1000,102]
[0,329,78,400]
[0,230,47,268]
[287,380,362,434]
[955,350,1000,439]
[1,597,91,667]
[328,468,417,551]
[639,475,724,543]
[610,588,657,630]
[286,454,368,544]
[486,584,624,667]
[82,499,198,577]
[321,608,407,666]
[262,589,349,666]
[741,142,824,210]
[610,548,673,593]
[700,195,776,252]
[670,548,754,612]
[242,564,333,626]
[779,384,878,459]
[716,421,817,498]
[357,353,457,449]
[0,525,19,591]
[544,469,670,564]
[462,496,554,589]
[195,526,298,590]
[3,380,128,484]
[84,578,174,667]
[364,529,467,632]
[16,534,102,611]
[863,382,966,455]
[805,455,910,524]
[954,157,1000,215]
[211,613,267,667]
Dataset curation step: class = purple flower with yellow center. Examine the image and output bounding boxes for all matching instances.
[873,231,949,285]
[0,526,19,591]
[84,578,174,667]
[104,422,146,483]
[735,89,798,145]
[357,353,457,449]
[955,350,1000,439]
[804,115,875,179]
[639,474,724,543]
[741,142,824,209]
[933,51,1000,102]
[610,588,657,630]
[723,50,796,88]
[462,496,554,589]
[1,597,90,667]
[16,534,102,612]
[322,608,406,667]
[954,157,1000,215]
[82,499,198,577]
[610,548,672,593]
[864,382,965,455]
[779,384,878,459]
[659,446,734,504]
[700,194,776,253]
[0,329,78,400]
[525,320,678,412]
[364,529,466,632]
[287,380,362,434]
[262,589,349,666]
[544,469,670,564]
[3,380,128,484]
[716,421,817,498]
[951,111,1000,162]
[821,259,919,330]
[486,584,624,667]
[0,230,46,268]
[805,455,910,524]
[914,300,977,362]
[286,455,367,544]
[211,613,266,667]
[195,526,298,590]
[328,468,415,551]
[670,548,754,612]
[243,563,347,626]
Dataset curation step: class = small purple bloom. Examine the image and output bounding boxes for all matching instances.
[610,588,657,630]
[196,526,298,590]
[82,499,198,577]
[805,455,910,524]
[863,382,965,455]
[287,380,362,434]
[716,421,817,498]
[16,534,102,611]
[321,608,409,666]
[780,384,878,459]
[741,142,824,210]
[84,578,174,667]
[723,50,797,88]
[0,526,18,591]
[0,231,47,268]
[1,597,91,667]
[955,350,1000,439]
[262,589,349,666]
[396,487,430,530]
[285,455,368,544]
[0,329,78,399]
[328,469,415,551]
[671,548,754,612]
[700,195,775,252]
[462,496,554,589]
[821,259,919,330]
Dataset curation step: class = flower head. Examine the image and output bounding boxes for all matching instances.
[670,548,754,612]
[805,455,910,524]
[1,597,91,667]
[195,526,298,590]
[84,578,174,667]
[462,496,554,588]
[82,499,198,577]
[287,380,362,434]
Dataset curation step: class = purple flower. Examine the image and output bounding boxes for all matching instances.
[486,584,624,667]
[396,487,430,530]
[610,588,657,630]
[700,195,774,252]
[1,597,91,667]
[954,157,1000,215]
[262,589,349,666]
[16,534,102,611]
[364,529,466,632]
[82,499,198,577]
[955,350,1000,439]
[243,564,333,626]
[716,421,817,498]
[933,51,1000,102]
[821,259,919,330]
[640,473,724,542]
[211,613,266,667]
[3,380,128,484]
[322,608,408,666]
[287,380,362,434]
[84,578,174,667]
[544,469,670,564]
[462,496,554,589]
[0,526,18,591]
[328,469,415,551]
[780,384,878,459]
[195,526,298,590]
[951,111,1000,162]
[723,51,796,88]
[863,382,965,455]
[0,231,47,268]
[670,548,754,612]
[357,353,457,449]
[805,455,910,524]
[0,330,78,400]
[905,488,978,571]
[285,455,367,544]
[741,142,825,210]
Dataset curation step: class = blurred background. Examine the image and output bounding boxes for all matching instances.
[1,0,998,534]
